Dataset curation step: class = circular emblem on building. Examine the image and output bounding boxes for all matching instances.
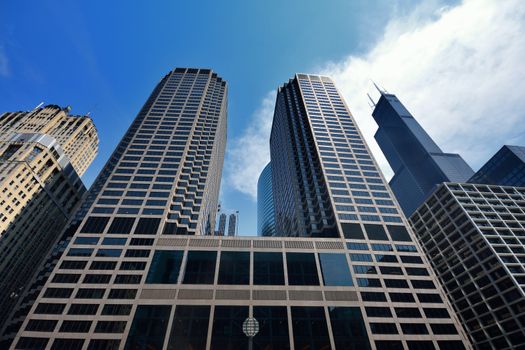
[242,317,259,337]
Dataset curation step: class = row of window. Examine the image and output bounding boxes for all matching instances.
[21,304,464,350]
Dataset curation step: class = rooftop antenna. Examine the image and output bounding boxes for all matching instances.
[367,93,376,110]
[33,102,44,110]
[371,80,389,95]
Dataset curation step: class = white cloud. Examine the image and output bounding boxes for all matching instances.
[0,46,9,77]
[225,91,276,199]
[227,0,525,199]
[321,0,525,178]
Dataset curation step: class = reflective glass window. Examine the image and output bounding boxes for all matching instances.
[218,251,250,285]
[253,252,284,285]
[124,305,171,350]
[319,253,353,286]
[168,305,210,350]
[210,306,248,350]
[291,307,330,350]
[182,251,217,284]
[253,306,290,349]
[146,250,184,284]
[328,307,371,349]
[286,253,319,286]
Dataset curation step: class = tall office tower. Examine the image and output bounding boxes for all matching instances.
[0,105,98,176]
[469,145,525,187]
[13,72,468,350]
[13,68,229,349]
[0,105,98,334]
[216,213,227,236]
[371,92,474,216]
[410,183,525,349]
[227,213,237,236]
[257,162,277,236]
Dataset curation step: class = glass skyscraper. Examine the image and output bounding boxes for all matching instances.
[257,162,276,236]
[469,145,525,187]
[372,92,474,216]
[12,71,469,350]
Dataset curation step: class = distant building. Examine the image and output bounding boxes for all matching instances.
[227,213,237,236]
[469,145,525,187]
[257,162,276,236]
[0,105,98,334]
[216,213,227,236]
[372,92,474,216]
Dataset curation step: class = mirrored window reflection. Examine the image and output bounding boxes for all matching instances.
[182,251,217,284]
[328,307,371,350]
[167,305,210,350]
[124,305,171,350]
[286,253,319,286]
[253,306,290,349]
[291,307,331,350]
[210,306,248,350]
[253,252,285,285]
[319,253,353,286]
[146,250,183,284]
[218,251,250,285]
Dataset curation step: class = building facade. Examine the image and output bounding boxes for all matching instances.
[410,183,525,349]
[371,92,474,216]
[12,72,469,350]
[257,162,277,237]
[0,106,98,334]
[469,145,525,187]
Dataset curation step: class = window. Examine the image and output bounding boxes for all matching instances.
[210,306,248,349]
[108,289,137,299]
[430,323,458,334]
[370,323,398,334]
[16,338,49,349]
[34,303,65,315]
[134,218,161,234]
[357,278,381,287]
[417,293,442,303]
[51,339,84,349]
[401,323,428,335]
[168,306,210,350]
[319,253,353,286]
[146,250,184,284]
[365,307,392,318]
[80,217,109,233]
[95,321,127,334]
[44,288,73,298]
[364,224,388,240]
[68,304,99,315]
[76,288,105,299]
[182,251,217,284]
[74,236,99,245]
[60,320,92,333]
[387,225,412,242]
[341,223,365,239]
[125,305,172,349]
[25,319,57,332]
[291,307,331,350]
[390,292,415,303]
[361,292,387,302]
[328,307,371,349]
[96,249,122,257]
[423,308,450,318]
[395,307,422,318]
[107,217,135,234]
[88,339,121,349]
[102,304,132,316]
[253,252,285,285]
[252,307,290,349]
[286,253,319,286]
[102,237,127,245]
[218,251,250,285]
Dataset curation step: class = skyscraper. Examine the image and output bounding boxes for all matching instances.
[13,68,227,349]
[0,105,98,333]
[371,92,474,216]
[216,213,227,236]
[13,72,469,350]
[469,145,525,187]
[227,213,237,236]
[257,162,276,236]
[410,182,525,349]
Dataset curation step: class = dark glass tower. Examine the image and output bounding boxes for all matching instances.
[257,162,276,236]
[469,145,525,186]
[372,92,474,216]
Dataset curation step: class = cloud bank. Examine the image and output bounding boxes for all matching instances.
[228,0,525,199]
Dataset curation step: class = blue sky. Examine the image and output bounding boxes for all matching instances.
[1,0,524,235]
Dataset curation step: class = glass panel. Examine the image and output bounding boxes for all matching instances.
[253,252,284,285]
[168,305,210,350]
[182,251,217,284]
[253,306,290,349]
[364,224,388,240]
[210,306,248,350]
[328,307,371,349]
[319,253,353,286]
[341,223,365,239]
[291,307,331,350]
[146,250,184,284]
[286,253,319,286]
[124,305,171,350]
[218,251,250,285]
